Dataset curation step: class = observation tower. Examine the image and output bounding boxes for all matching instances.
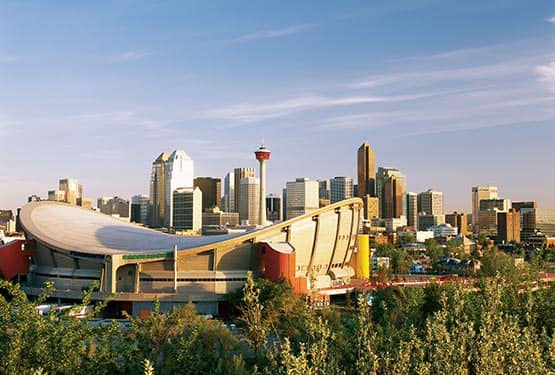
[255,145,271,225]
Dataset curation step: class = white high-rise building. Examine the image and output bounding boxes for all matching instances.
[164,150,194,229]
[223,172,235,212]
[472,185,498,233]
[285,178,319,219]
[239,177,260,225]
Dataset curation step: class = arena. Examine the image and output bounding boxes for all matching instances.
[14,198,363,316]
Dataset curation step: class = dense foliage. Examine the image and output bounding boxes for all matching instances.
[1,275,554,374]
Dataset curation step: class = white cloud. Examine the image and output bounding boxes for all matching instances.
[547,16,555,23]
[536,60,555,92]
[234,23,315,42]
[350,60,533,89]
[198,92,432,122]
[106,51,151,62]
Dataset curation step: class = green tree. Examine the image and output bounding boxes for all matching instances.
[239,272,269,362]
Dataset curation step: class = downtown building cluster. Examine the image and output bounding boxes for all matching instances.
[8,141,555,249]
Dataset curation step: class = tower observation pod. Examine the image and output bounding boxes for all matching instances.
[255,145,271,226]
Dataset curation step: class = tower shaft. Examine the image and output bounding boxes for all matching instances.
[259,159,266,225]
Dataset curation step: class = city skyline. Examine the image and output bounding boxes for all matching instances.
[1,1,554,212]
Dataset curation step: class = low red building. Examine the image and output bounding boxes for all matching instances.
[0,239,34,281]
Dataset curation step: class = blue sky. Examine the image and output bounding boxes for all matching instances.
[0,0,554,212]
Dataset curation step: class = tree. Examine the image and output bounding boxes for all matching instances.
[239,272,269,362]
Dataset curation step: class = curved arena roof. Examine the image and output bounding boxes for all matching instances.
[19,201,243,255]
[20,198,364,259]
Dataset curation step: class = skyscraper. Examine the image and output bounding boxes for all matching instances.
[164,150,194,229]
[285,178,319,219]
[406,192,418,229]
[150,152,170,227]
[239,176,259,225]
[357,141,376,198]
[330,176,353,203]
[234,167,255,214]
[266,194,282,222]
[472,186,498,233]
[417,189,444,216]
[377,167,406,219]
[223,172,235,212]
[194,177,221,211]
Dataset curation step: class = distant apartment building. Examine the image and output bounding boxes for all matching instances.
[445,212,468,237]
[498,209,520,243]
[172,187,202,233]
[285,178,319,220]
[330,176,353,203]
[472,185,498,233]
[28,195,41,203]
[239,176,259,225]
[97,196,130,221]
[131,194,151,225]
[194,177,221,211]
